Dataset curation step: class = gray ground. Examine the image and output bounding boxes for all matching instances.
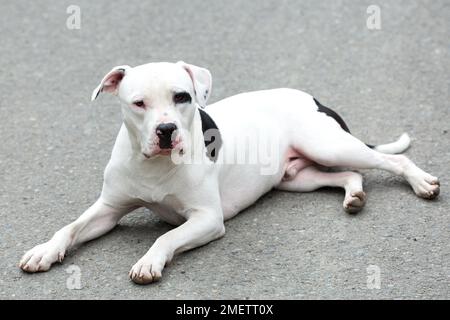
[0,0,449,300]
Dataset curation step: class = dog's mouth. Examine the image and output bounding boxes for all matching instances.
[142,140,182,159]
[158,138,173,150]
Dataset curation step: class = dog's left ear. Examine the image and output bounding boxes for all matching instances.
[91,65,131,101]
[177,61,212,108]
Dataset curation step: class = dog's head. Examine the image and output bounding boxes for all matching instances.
[92,61,212,158]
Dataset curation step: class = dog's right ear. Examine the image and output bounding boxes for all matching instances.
[91,65,130,101]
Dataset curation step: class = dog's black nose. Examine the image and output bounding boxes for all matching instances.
[156,123,177,149]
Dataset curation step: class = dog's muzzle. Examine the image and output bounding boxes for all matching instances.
[156,123,178,149]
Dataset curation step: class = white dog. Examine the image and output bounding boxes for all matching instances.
[19,61,440,284]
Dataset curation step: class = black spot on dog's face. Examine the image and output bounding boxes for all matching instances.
[173,91,192,105]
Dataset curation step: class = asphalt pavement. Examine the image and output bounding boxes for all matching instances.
[0,0,449,299]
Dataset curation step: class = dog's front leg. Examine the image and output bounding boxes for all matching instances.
[19,198,134,272]
[129,210,225,284]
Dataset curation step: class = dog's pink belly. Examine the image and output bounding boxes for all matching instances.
[281,147,313,181]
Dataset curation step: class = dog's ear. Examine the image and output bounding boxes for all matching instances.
[91,65,131,101]
[177,61,212,108]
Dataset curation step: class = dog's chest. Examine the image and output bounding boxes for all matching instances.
[113,174,192,225]
[143,198,187,226]
[105,158,208,208]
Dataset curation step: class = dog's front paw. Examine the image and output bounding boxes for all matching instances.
[19,241,65,273]
[129,252,166,285]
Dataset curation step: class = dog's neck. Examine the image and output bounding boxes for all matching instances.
[197,108,222,162]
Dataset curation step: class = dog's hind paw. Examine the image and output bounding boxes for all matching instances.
[343,191,367,214]
[408,172,440,200]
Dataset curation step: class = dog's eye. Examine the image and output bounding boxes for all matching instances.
[173,92,191,104]
[133,100,145,108]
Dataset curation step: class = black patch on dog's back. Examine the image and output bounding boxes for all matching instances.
[313,97,376,148]
[314,98,351,133]
[198,109,222,162]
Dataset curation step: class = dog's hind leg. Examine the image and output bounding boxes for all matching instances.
[277,166,366,213]
[292,124,440,199]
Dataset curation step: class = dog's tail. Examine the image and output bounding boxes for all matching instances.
[312,98,411,155]
[366,133,411,154]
